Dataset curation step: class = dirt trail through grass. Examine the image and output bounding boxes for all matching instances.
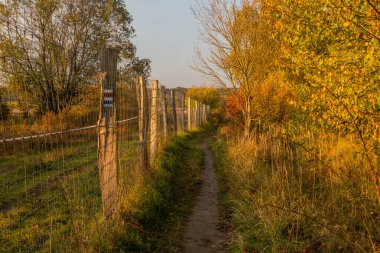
[183,137,226,253]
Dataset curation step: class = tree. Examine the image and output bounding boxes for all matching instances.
[263,0,380,204]
[120,57,151,85]
[193,0,280,136]
[187,86,221,108]
[0,0,140,114]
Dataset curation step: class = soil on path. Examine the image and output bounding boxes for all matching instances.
[183,138,226,253]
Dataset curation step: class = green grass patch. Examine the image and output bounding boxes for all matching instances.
[110,130,208,252]
[210,138,234,251]
[1,124,213,252]
[0,136,140,252]
[85,124,216,252]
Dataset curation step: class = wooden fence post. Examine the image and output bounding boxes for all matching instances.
[202,104,207,123]
[194,101,199,128]
[187,97,191,130]
[171,90,178,135]
[98,48,118,218]
[200,102,203,126]
[198,102,202,127]
[198,102,201,127]
[150,80,159,159]
[200,104,203,124]
[181,94,185,131]
[137,76,148,170]
[160,85,168,138]
[200,104,203,125]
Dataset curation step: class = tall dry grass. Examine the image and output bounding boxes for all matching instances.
[214,126,380,252]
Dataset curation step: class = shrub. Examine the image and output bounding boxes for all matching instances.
[252,71,296,125]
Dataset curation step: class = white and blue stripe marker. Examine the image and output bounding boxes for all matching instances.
[104,89,114,108]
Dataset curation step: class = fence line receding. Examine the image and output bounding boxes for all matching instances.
[0,48,210,252]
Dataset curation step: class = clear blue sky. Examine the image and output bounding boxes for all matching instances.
[124,0,209,88]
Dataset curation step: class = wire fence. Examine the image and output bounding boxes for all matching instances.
[0,48,209,252]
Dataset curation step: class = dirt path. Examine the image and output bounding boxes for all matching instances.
[183,138,226,253]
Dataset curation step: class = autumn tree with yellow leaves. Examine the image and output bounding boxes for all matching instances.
[261,0,380,203]
[187,86,221,108]
[195,0,380,199]
[195,0,380,252]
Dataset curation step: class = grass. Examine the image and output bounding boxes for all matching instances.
[0,123,209,252]
[0,125,141,252]
[0,138,102,252]
[102,128,208,252]
[212,125,380,253]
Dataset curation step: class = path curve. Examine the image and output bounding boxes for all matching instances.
[183,137,226,253]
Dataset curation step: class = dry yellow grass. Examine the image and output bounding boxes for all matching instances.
[213,125,380,252]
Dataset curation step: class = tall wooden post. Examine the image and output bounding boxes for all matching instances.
[137,76,148,170]
[200,103,203,126]
[181,94,185,131]
[150,80,159,159]
[171,90,178,135]
[200,104,203,125]
[193,101,196,128]
[98,48,118,218]
[200,102,203,126]
[187,97,191,130]
[194,101,199,128]
[202,104,207,123]
[161,85,168,138]
[198,102,202,127]
[137,77,149,170]
[199,103,205,125]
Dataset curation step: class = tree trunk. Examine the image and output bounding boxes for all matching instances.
[244,95,252,138]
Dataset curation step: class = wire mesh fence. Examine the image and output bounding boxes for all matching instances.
[0,48,209,252]
[0,76,100,251]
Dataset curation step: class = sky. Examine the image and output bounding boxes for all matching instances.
[124,0,210,88]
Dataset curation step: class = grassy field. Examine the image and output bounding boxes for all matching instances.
[0,122,208,252]
[0,123,142,252]
[212,126,380,253]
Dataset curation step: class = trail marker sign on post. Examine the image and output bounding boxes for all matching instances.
[103,89,114,108]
